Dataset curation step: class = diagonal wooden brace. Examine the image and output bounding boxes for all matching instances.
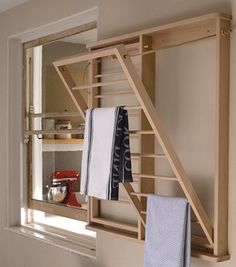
[122,183,146,226]
[53,65,88,119]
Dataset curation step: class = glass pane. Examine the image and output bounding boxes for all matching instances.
[26,28,97,212]
[32,210,96,238]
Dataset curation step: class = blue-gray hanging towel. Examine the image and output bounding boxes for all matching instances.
[80,106,133,200]
[144,195,191,267]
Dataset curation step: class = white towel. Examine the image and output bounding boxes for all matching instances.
[144,195,191,267]
[80,107,133,200]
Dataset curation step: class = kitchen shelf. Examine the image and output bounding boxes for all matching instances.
[42,138,84,152]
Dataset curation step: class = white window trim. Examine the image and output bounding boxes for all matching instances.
[32,45,43,200]
[6,6,98,257]
[7,225,96,260]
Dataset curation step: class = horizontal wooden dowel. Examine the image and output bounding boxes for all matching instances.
[94,69,140,78]
[131,153,166,159]
[125,42,141,50]
[131,192,148,197]
[91,217,138,233]
[127,49,156,58]
[72,79,128,90]
[25,129,84,135]
[96,198,131,205]
[94,70,125,78]
[30,111,82,118]
[42,138,83,145]
[26,127,153,137]
[31,107,142,117]
[132,173,177,181]
[125,105,142,110]
[129,130,154,135]
[94,90,133,98]
[141,210,200,224]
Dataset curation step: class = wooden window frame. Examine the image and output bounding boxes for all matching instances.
[23,21,97,223]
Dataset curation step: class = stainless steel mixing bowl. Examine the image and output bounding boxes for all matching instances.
[47,185,67,203]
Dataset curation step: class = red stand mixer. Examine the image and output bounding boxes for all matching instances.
[48,170,81,207]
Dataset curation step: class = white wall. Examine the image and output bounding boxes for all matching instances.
[0,0,236,267]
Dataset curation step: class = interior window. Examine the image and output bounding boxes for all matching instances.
[23,26,97,237]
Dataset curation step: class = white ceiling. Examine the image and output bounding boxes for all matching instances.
[0,0,28,13]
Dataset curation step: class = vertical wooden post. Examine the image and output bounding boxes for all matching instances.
[88,58,100,108]
[138,35,155,239]
[88,52,101,224]
[25,48,33,222]
[214,18,230,256]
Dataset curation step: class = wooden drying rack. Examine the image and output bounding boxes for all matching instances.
[53,13,231,262]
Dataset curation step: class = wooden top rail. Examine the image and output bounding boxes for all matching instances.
[53,14,232,68]
[87,13,231,50]
[53,46,118,67]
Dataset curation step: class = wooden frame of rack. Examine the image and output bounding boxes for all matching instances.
[53,13,231,262]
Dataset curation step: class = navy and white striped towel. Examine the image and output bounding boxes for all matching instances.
[144,195,191,267]
[80,106,133,200]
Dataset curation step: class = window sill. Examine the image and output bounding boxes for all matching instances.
[5,224,96,260]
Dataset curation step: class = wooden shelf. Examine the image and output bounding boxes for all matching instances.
[42,138,83,152]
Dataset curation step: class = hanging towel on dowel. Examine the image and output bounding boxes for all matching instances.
[80,106,133,200]
[144,195,191,267]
